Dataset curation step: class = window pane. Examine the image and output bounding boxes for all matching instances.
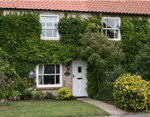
[78,66,82,73]
[56,75,60,84]
[42,30,45,37]
[114,19,119,28]
[115,30,119,39]
[46,17,52,21]
[46,30,52,37]
[103,19,107,28]
[107,29,114,38]
[54,23,58,28]
[52,16,57,19]
[53,30,57,37]
[103,29,107,35]
[44,75,54,84]
[46,23,52,28]
[107,19,114,28]
[44,65,55,74]
[41,17,46,20]
[56,65,60,74]
[39,65,43,74]
[52,18,57,23]
[38,75,42,85]
[41,23,45,28]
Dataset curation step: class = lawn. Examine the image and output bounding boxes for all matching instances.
[0,100,110,117]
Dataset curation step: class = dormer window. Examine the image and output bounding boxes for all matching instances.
[102,17,121,41]
[40,15,59,40]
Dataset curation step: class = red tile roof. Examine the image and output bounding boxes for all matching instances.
[0,0,150,15]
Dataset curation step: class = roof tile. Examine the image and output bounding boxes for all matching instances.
[0,0,150,15]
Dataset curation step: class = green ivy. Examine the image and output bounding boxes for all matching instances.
[0,13,76,77]
[58,13,86,46]
[58,13,103,46]
[120,17,149,72]
[0,10,3,17]
[86,63,98,97]
[133,27,150,80]
[1,11,149,101]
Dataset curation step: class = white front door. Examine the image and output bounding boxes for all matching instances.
[72,60,88,97]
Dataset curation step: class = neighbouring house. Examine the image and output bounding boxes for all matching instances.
[0,0,150,97]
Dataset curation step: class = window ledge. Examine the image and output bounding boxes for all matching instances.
[108,39,121,41]
[37,85,62,88]
[36,87,62,90]
[41,38,59,41]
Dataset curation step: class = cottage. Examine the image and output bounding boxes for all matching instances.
[0,0,150,97]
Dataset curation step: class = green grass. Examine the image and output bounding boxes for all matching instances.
[0,100,110,117]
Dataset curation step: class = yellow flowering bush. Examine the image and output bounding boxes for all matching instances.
[113,73,150,111]
[57,87,71,100]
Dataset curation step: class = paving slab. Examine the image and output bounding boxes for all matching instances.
[100,114,150,117]
[77,98,125,115]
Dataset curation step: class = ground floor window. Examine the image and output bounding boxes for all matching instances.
[36,64,62,87]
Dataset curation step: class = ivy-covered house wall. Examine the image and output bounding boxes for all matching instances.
[1,10,100,95]
[0,11,76,96]
[0,9,150,97]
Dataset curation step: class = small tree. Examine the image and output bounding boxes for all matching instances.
[80,29,124,70]
[79,28,124,97]
[0,48,28,99]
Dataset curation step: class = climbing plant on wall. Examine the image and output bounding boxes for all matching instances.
[133,27,150,80]
[120,17,149,72]
[0,12,103,78]
[0,11,149,100]
[0,13,76,77]
[58,13,103,46]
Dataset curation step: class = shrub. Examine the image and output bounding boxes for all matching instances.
[34,91,44,99]
[148,82,150,108]
[94,65,127,103]
[0,88,9,99]
[45,92,53,99]
[11,91,22,100]
[113,73,150,111]
[57,87,71,100]
[21,90,33,100]
[94,83,114,103]
[12,78,27,95]
[69,95,77,100]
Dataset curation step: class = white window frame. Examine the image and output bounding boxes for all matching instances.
[102,17,121,41]
[40,14,59,40]
[36,64,62,88]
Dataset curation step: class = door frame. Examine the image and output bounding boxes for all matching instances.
[71,60,88,97]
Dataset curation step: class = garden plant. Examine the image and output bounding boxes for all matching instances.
[113,73,150,111]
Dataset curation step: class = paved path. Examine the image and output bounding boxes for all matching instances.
[77,98,125,115]
[100,114,150,117]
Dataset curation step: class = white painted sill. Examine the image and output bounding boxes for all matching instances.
[41,38,60,41]
[108,39,121,41]
[37,85,62,88]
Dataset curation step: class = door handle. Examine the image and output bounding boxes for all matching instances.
[73,75,74,78]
